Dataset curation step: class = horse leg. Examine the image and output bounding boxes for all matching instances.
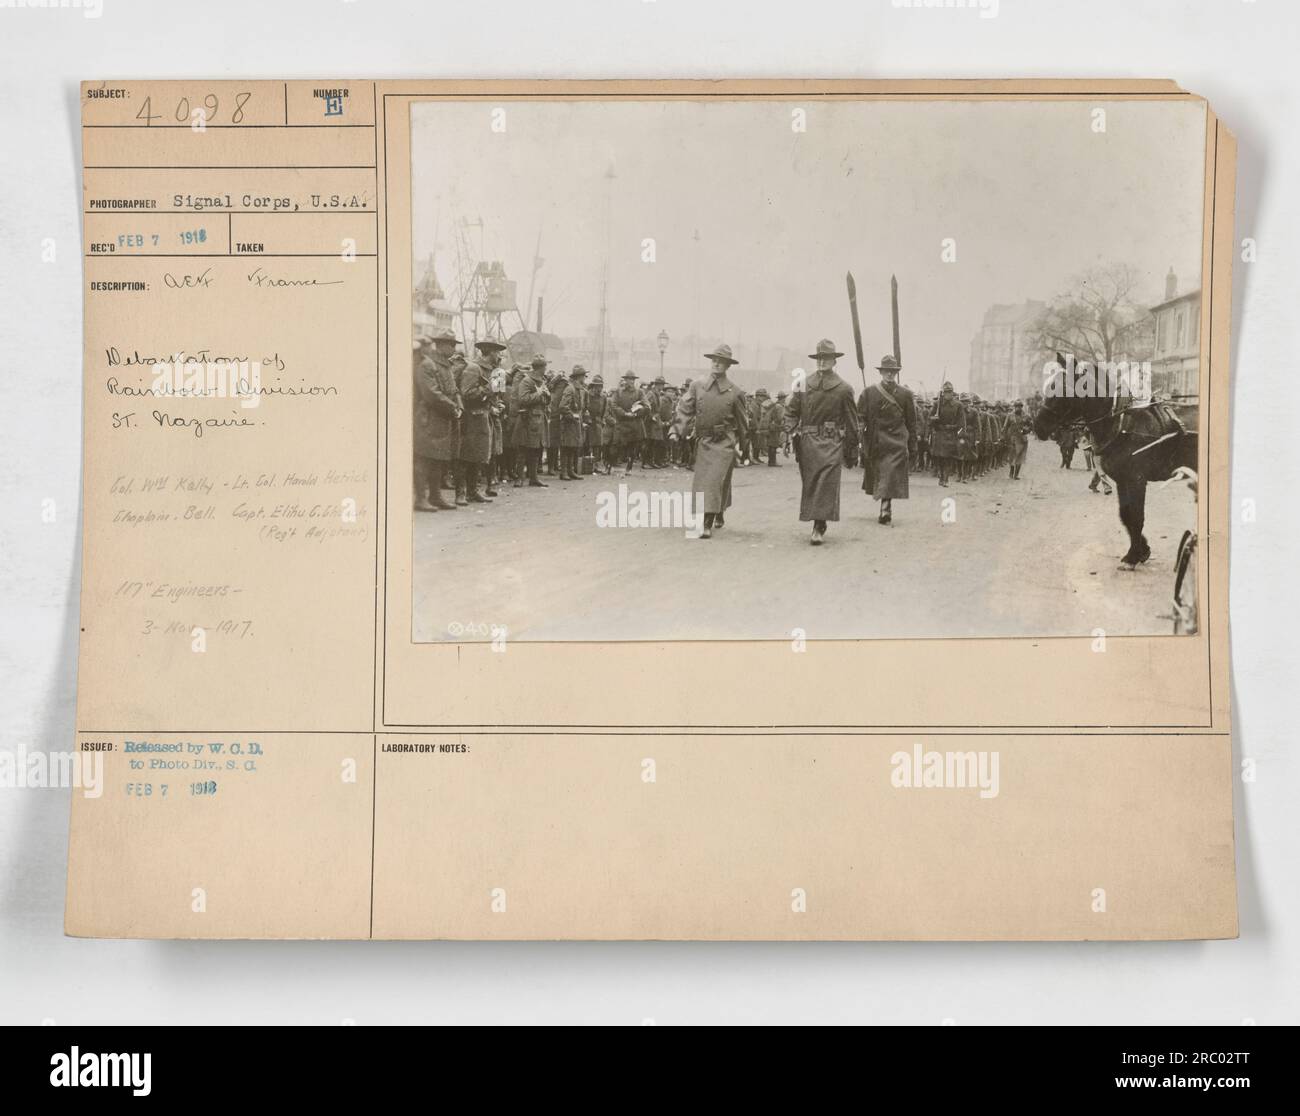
[1115,477,1140,566]
[1115,476,1150,567]
[1131,477,1150,563]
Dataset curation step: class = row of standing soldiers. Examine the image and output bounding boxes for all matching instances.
[413,327,795,508]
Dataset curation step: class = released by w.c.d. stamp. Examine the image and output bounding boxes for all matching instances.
[66,80,1237,940]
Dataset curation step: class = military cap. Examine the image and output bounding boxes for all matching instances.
[808,339,843,360]
[570,365,588,379]
[530,353,548,369]
[590,374,604,386]
[432,328,458,344]
[474,339,507,353]
[876,354,901,373]
[621,370,638,380]
[703,343,739,366]
[776,391,788,400]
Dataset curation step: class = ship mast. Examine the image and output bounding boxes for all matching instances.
[596,161,615,376]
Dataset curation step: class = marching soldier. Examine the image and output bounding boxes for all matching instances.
[858,354,916,526]
[1056,423,1079,468]
[673,343,749,539]
[784,339,860,546]
[929,382,962,487]
[413,328,462,512]
[456,339,503,504]
[1005,400,1032,480]
[910,392,929,473]
[956,392,977,482]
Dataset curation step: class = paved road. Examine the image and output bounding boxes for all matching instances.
[412,439,1194,642]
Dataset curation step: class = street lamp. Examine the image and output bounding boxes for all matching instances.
[657,329,669,379]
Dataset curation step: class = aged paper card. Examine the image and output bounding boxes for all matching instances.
[66,80,1236,939]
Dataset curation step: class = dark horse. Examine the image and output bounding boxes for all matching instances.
[1033,353,1197,568]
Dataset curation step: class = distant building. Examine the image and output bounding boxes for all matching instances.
[507,330,565,369]
[412,255,456,338]
[1147,267,1200,400]
[968,300,1050,400]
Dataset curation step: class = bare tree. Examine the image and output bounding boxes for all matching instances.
[1031,262,1148,363]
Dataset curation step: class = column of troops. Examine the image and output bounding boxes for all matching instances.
[671,340,1039,544]
[413,328,1038,546]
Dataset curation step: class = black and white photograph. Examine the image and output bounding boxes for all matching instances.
[411,98,1206,642]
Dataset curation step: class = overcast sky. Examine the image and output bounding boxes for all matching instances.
[412,98,1206,386]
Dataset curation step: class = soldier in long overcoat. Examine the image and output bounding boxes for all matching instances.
[1005,400,1032,479]
[609,371,647,474]
[673,343,749,539]
[858,354,917,526]
[912,393,930,473]
[558,365,589,480]
[585,374,612,475]
[545,370,567,475]
[658,383,678,466]
[642,377,665,468]
[455,339,503,504]
[486,369,508,496]
[784,339,861,545]
[514,355,552,487]
[412,329,462,511]
[773,391,790,459]
[929,381,963,487]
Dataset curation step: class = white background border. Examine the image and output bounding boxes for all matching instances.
[0,0,1293,1024]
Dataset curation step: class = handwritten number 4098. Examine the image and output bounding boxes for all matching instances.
[135,93,252,126]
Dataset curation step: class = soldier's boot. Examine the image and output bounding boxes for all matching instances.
[810,519,826,545]
[698,512,715,540]
[429,464,456,510]
[528,450,548,487]
[485,464,500,498]
[878,498,892,526]
[560,449,574,480]
[464,465,490,503]
[413,459,436,512]
[454,465,469,507]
